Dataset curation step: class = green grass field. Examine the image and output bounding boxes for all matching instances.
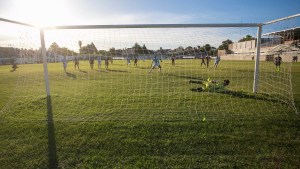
[0,60,299,168]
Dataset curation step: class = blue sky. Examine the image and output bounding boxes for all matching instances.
[0,0,299,25]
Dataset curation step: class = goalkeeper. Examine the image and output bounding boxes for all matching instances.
[190,78,230,92]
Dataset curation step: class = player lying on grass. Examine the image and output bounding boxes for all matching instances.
[190,78,230,92]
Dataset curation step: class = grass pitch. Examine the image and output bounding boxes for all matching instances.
[0,60,299,168]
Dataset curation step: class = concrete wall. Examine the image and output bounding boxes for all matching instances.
[221,52,299,62]
[228,40,256,54]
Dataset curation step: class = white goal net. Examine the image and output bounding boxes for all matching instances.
[0,17,299,122]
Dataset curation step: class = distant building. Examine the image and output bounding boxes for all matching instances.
[218,27,300,62]
[218,27,300,56]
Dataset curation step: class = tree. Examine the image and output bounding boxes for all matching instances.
[132,43,143,54]
[218,39,233,50]
[185,46,194,55]
[203,44,212,52]
[109,47,116,56]
[142,44,149,54]
[47,42,77,56]
[49,42,60,53]
[80,42,98,54]
[238,35,255,42]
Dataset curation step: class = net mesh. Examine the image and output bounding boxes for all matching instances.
[0,22,298,122]
[0,16,300,168]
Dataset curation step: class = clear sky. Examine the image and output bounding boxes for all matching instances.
[0,0,299,26]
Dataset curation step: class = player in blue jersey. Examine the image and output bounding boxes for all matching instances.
[148,55,162,73]
[214,55,221,69]
[127,57,131,66]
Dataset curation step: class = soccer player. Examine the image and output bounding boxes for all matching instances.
[74,57,80,70]
[97,56,101,69]
[190,78,230,92]
[105,56,109,69]
[214,55,221,69]
[89,57,94,70]
[134,56,138,67]
[127,57,131,66]
[148,55,162,73]
[11,59,18,71]
[206,56,210,68]
[110,58,113,64]
[293,56,298,62]
[201,56,206,67]
[62,56,67,72]
[274,55,282,72]
[171,56,175,66]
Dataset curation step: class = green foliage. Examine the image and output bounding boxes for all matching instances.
[238,35,256,42]
[132,43,150,54]
[48,42,77,56]
[218,39,233,50]
[80,42,98,54]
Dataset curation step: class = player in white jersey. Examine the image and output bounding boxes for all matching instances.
[148,55,162,73]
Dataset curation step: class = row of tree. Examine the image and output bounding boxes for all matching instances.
[0,35,255,58]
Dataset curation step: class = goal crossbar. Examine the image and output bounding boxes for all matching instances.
[0,17,260,29]
[43,23,260,30]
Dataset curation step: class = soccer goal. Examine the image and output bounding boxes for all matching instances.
[0,14,299,122]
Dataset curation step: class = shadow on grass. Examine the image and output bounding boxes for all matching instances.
[140,67,151,69]
[47,96,58,169]
[78,69,87,73]
[106,69,128,73]
[65,72,77,79]
[168,74,204,81]
[190,88,280,102]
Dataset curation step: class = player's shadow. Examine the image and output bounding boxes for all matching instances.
[106,69,128,73]
[46,96,58,169]
[65,72,77,79]
[168,74,204,81]
[140,67,151,69]
[189,79,204,84]
[78,69,87,73]
[190,88,279,102]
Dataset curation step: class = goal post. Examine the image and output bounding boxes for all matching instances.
[253,24,262,93]
[40,29,51,97]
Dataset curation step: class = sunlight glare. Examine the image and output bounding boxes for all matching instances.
[11,0,72,27]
